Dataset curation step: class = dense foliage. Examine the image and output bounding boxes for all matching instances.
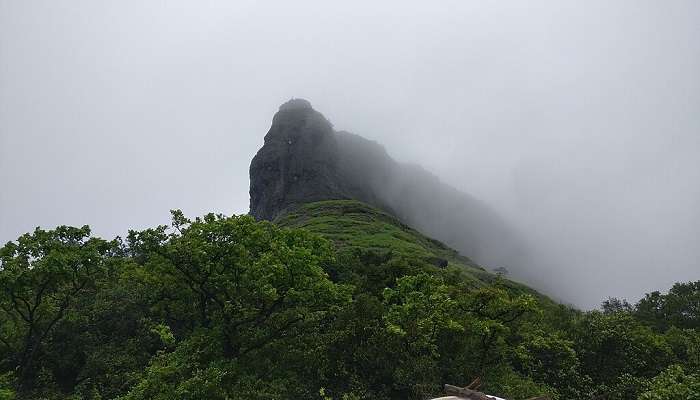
[0,208,698,399]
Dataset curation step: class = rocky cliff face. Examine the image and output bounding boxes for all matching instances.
[249,99,391,220]
[249,99,524,269]
[249,99,342,220]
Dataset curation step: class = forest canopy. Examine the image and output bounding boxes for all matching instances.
[0,211,698,400]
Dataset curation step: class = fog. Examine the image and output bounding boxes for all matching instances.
[1,1,698,308]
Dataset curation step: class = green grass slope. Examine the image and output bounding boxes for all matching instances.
[275,200,543,296]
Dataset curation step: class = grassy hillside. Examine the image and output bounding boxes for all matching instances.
[275,199,537,294]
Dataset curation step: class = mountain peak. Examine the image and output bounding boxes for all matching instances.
[278,98,313,111]
[249,100,524,270]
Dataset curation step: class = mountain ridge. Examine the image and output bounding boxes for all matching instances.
[249,99,526,272]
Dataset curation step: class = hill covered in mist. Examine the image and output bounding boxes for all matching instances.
[249,99,526,277]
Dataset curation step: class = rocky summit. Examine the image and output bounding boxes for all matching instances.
[249,99,524,269]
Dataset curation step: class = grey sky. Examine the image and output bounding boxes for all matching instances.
[1,1,698,308]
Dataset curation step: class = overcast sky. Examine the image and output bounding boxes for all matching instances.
[1,1,698,308]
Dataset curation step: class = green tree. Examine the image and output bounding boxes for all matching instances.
[382,273,462,398]
[638,365,700,400]
[571,311,674,399]
[122,212,351,399]
[0,226,117,393]
[636,282,700,332]
[512,331,590,399]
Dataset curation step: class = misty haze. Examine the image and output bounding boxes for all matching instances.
[1,1,699,399]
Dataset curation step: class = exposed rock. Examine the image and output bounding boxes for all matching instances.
[494,266,510,276]
[428,257,449,269]
[249,99,344,220]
